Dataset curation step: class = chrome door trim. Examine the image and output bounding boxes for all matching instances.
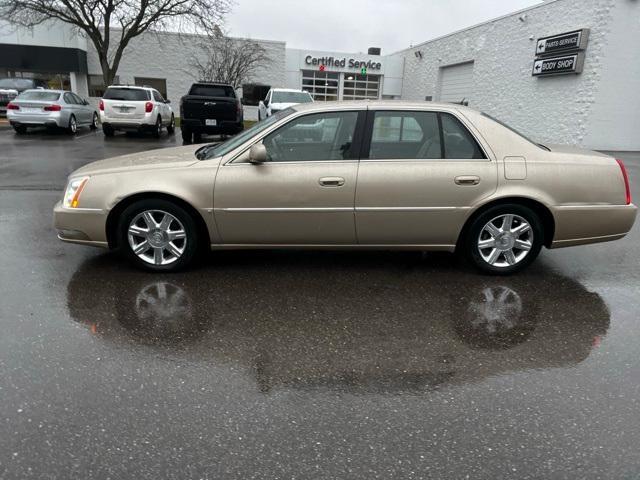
[216,207,354,212]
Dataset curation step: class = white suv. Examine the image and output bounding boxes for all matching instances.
[100,85,175,138]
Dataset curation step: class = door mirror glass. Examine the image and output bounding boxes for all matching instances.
[165,99,171,104]
[249,143,268,163]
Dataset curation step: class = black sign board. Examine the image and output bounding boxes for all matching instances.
[532,53,585,77]
[535,29,589,56]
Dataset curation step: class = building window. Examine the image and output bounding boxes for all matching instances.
[301,70,339,101]
[342,73,380,100]
[242,83,271,106]
[134,77,167,99]
[88,74,120,97]
[3,71,70,91]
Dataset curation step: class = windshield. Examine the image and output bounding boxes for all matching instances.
[103,88,149,101]
[197,109,294,160]
[189,85,235,97]
[481,112,549,151]
[18,91,60,101]
[272,91,312,104]
[0,78,32,90]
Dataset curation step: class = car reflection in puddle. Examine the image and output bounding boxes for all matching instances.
[66,252,610,394]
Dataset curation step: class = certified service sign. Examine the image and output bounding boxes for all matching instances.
[532,53,585,76]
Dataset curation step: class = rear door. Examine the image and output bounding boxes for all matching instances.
[70,93,90,123]
[102,87,149,119]
[355,108,497,247]
[214,109,365,244]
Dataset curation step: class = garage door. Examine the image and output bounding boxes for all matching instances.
[438,61,474,104]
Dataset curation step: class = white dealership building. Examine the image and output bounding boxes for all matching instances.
[1,0,639,150]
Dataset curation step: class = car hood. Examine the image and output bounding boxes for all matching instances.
[72,144,203,177]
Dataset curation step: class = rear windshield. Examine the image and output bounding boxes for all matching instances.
[103,88,150,101]
[0,78,33,90]
[18,91,60,101]
[272,91,313,104]
[189,85,235,97]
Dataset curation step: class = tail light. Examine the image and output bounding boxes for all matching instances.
[145,101,153,113]
[44,104,62,111]
[99,100,104,111]
[7,102,19,110]
[616,159,632,205]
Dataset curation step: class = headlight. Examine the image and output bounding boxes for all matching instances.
[63,176,90,208]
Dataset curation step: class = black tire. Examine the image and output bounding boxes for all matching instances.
[193,132,202,143]
[167,114,175,135]
[13,125,27,135]
[117,199,199,272]
[67,114,77,135]
[103,124,115,137]
[181,127,192,144]
[90,112,99,130]
[152,116,162,138]
[464,203,543,275]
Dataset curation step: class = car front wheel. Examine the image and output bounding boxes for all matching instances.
[464,204,543,275]
[118,199,199,272]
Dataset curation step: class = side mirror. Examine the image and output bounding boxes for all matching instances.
[84,99,90,105]
[248,143,268,163]
[165,99,171,104]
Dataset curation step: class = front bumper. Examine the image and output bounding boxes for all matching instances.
[53,201,109,248]
[550,203,637,248]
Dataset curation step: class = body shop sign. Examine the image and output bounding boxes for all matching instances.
[532,53,585,76]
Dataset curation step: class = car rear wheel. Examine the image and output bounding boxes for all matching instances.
[118,199,199,272]
[181,127,192,144]
[464,204,543,275]
[167,114,175,135]
[13,125,27,135]
[102,124,115,137]
[90,112,98,130]
[152,116,162,138]
[67,115,77,135]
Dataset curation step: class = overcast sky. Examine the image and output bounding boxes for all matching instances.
[227,0,543,53]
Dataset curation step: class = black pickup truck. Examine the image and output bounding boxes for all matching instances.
[179,82,243,143]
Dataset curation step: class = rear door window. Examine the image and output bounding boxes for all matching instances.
[103,88,149,101]
[369,111,441,159]
[440,113,485,159]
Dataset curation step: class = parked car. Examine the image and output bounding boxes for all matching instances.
[53,101,636,274]
[99,85,175,138]
[0,78,47,115]
[7,89,98,134]
[258,88,313,120]
[179,82,243,144]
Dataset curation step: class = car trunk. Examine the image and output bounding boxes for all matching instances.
[13,100,60,115]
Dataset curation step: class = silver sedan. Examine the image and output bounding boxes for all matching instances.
[7,89,98,135]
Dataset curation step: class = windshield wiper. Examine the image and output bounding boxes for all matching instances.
[195,142,222,160]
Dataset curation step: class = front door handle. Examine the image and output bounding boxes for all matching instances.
[455,175,480,186]
[319,176,345,187]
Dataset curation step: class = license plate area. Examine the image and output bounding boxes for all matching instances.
[21,107,42,114]
[205,119,217,126]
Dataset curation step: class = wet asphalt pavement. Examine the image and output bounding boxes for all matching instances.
[1,127,640,479]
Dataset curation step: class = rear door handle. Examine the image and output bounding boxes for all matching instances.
[319,176,345,187]
[455,175,480,186]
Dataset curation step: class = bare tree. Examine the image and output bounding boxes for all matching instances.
[0,0,231,86]
[191,29,271,90]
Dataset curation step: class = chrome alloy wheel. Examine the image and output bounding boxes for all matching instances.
[127,210,187,266]
[477,214,533,268]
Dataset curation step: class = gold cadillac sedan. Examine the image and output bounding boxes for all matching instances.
[53,101,636,274]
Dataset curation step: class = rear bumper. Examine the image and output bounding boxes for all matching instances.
[181,118,243,134]
[8,111,64,127]
[550,203,637,248]
[53,201,109,247]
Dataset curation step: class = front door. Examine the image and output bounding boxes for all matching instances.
[355,109,498,246]
[214,110,364,244]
